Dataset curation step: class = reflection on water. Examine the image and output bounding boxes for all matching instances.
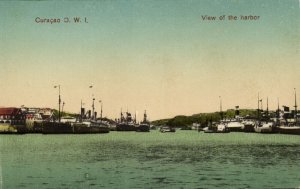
[1,131,300,188]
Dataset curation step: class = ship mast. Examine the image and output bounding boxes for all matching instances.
[266,97,269,119]
[92,98,95,120]
[80,99,83,122]
[219,96,223,120]
[294,88,297,124]
[54,85,61,123]
[62,101,65,117]
[100,101,103,120]
[144,110,147,122]
[257,93,260,121]
[277,98,280,119]
[120,108,123,122]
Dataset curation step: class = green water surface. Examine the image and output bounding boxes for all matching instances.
[1,131,300,189]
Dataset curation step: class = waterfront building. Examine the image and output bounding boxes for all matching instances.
[0,107,26,125]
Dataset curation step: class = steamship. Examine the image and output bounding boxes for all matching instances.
[277,89,300,135]
[116,111,136,131]
[43,98,109,134]
[135,110,150,132]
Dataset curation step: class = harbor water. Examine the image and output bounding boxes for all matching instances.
[0,131,300,188]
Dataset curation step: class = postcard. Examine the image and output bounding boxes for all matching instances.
[0,0,299,188]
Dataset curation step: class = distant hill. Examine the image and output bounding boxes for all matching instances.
[151,109,258,129]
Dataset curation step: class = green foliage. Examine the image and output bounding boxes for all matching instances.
[151,109,257,128]
[151,119,169,126]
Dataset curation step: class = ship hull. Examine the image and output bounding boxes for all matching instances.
[73,124,110,134]
[116,123,136,131]
[254,126,277,134]
[42,122,110,134]
[277,126,300,135]
[42,122,73,134]
[135,124,150,132]
[243,125,255,132]
[227,127,244,132]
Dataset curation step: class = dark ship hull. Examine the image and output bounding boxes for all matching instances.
[15,125,27,134]
[42,122,73,134]
[73,123,110,134]
[276,126,300,135]
[42,122,110,134]
[243,125,255,132]
[117,110,151,132]
[116,123,136,131]
[135,124,150,132]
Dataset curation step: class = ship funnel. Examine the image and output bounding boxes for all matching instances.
[87,110,91,119]
[235,106,240,117]
[81,108,85,117]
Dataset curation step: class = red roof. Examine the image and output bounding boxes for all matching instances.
[0,107,21,116]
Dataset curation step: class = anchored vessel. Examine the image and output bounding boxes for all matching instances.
[254,95,277,134]
[116,111,136,131]
[277,89,300,135]
[160,126,176,133]
[203,97,230,133]
[43,94,109,134]
[135,110,150,132]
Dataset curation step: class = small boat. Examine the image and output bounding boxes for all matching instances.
[160,126,175,133]
[254,122,276,133]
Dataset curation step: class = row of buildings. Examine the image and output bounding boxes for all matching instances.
[0,107,54,128]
